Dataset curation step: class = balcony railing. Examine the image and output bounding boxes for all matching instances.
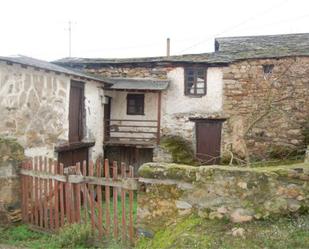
[104,119,159,146]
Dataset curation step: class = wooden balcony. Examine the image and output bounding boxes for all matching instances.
[104,119,159,147]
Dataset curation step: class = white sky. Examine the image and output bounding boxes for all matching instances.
[1,0,309,61]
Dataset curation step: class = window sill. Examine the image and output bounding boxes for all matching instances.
[184,94,206,98]
[127,113,145,116]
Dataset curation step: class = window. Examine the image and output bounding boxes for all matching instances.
[184,67,207,96]
[263,64,274,74]
[127,94,144,115]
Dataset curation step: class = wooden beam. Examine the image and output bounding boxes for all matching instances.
[157,91,162,145]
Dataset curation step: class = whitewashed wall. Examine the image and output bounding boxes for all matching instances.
[161,67,224,142]
[103,67,224,144]
[84,82,104,159]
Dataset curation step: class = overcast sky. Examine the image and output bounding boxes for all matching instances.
[1,0,309,61]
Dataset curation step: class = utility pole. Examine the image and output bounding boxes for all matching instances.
[68,21,72,57]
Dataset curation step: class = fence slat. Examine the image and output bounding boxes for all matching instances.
[96,160,103,238]
[43,158,48,229]
[39,157,43,228]
[65,163,72,224]
[49,159,54,230]
[105,159,111,238]
[34,157,39,226]
[128,166,134,244]
[59,164,65,227]
[89,161,96,233]
[75,163,81,224]
[113,161,118,240]
[54,161,59,230]
[82,161,88,224]
[21,162,26,222]
[121,162,127,243]
[29,160,34,225]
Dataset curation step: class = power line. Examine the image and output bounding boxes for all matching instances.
[178,0,290,53]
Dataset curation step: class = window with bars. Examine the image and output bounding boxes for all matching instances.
[184,67,207,96]
[127,94,144,115]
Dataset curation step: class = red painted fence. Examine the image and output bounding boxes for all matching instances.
[20,157,137,244]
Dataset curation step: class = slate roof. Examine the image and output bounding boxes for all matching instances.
[215,33,309,52]
[54,33,309,66]
[0,55,107,83]
[104,78,169,91]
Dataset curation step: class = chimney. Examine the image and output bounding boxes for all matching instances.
[166,38,170,57]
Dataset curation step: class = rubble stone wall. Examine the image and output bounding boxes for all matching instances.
[0,62,105,160]
[222,57,309,158]
[0,138,24,225]
[138,162,309,233]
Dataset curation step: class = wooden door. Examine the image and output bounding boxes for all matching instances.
[69,81,84,142]
[104,96,111,140]
[58,147,89,168]
[196,119,223,165]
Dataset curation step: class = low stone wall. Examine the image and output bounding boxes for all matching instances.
[0,138,24,225]
[138,162,309,234]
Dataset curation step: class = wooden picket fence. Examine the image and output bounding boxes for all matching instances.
[20,157,138,244]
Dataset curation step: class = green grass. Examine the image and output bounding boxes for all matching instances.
[136,214,309,249]
[0,194,138,249]
[1,203,308,249]
[0,223,127,249]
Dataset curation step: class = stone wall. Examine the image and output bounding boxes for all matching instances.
[0,62,105,160]
[0,62,70,158]
[0,138,24,225]
[85,65,173,80]
[138,162,309,233]
[222,57,309,159]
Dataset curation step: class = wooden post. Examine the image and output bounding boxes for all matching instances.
[39,157,43,228]
[54,161,59,230]
[105,159,111,238]
[96,160,103,238]
[59,163,65,227]
[121,162,127,243]
[112,161,118,240]
[128,166,134,245]
[89,161,95,233]
[157,91,161,145]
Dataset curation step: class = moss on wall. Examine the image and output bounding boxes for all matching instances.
[138,162,309,233]
[160,136,196,165]
[0,137,24,164]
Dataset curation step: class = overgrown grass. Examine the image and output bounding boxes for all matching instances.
[136,214,309,249]
[0,194,138,249]
[0,223,127,249]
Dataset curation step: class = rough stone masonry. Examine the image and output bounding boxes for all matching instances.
[138,162,309,234]
[0,138,24,225]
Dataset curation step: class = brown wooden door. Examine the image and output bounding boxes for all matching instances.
[69,81,84,142]
[196,119,223,165]
[58,147,89,168]
[104,96,111,140]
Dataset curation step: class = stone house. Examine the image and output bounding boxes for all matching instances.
[0,55,107,167]
[1,33,309,169]
[55,33,309,166]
